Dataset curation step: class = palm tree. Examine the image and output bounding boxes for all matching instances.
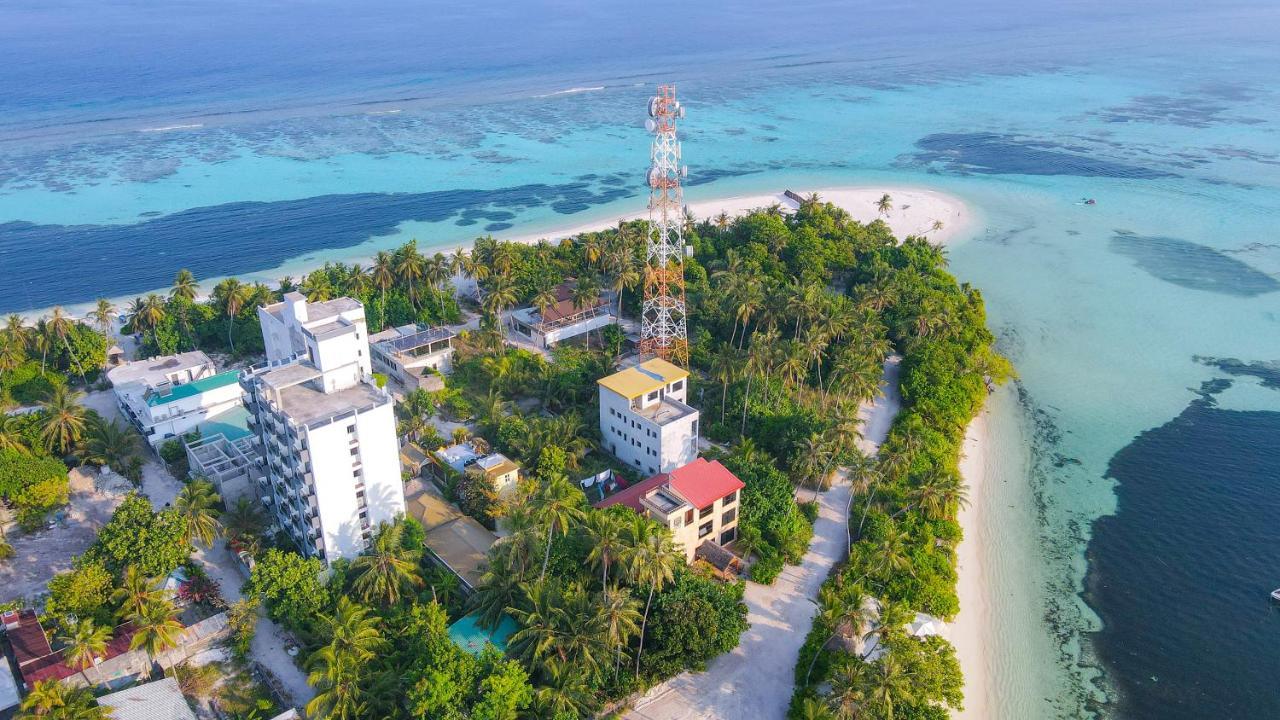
[622,514,679,675]
[59,618,110,685]
[866,654,914,719]
[584,512,626,587]
[174,479,222,548]
[395,240,426,310]
[876,193,893,216]
[709,343,740,424]
[346,264,372,298]
[606,247,640,320]
[40,387,86,455]
[905,471,969,521]
[481,279,518,330]
[111,566,162,618]
[531,285,557,322]
[598,585,641,680]
[89,299,116,367]
[80,418,140,472]
[423,253,450,315]
[469,568,523,629]
[138,294,167,352]
[128,598,183,676]
[0,417,29,455]
[803,585,869,684]
[17,679,109,719]
[531,475,585,582]
[222,496,266,542]
[371,251,395,330]
[214,278,250,351]
[171,269,199,301]
[316,597,385,662]
[349,521,422,606]
[31,320,51,376]
[46,307,87,381]
[531,662,595,719]
[827,658,872,719]
[306,645,367,720]
[715,211,731,237]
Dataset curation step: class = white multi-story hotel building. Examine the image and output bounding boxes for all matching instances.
[242,293,405,564]
[107,351,243,448]
[598,358,699,478]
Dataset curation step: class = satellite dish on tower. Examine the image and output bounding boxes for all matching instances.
[644,118,657,133]
[648,97,660,117]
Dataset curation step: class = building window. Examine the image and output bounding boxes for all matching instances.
[347,424,356,434]
[699,505,713,519]
[723,491,737,506]
[720,527,737,545]
[685,509,694,524]
[671,380,683,392]
[349,447,359,456]
[722,508,737,525]
[647,391,659,401]
[698,521,713,539]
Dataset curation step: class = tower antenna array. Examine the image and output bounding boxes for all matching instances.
[640,84,689,366]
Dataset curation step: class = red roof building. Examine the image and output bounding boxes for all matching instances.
[6,609,142,689]
[595,458,744,562]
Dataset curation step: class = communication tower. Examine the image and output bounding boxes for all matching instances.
[640,85,689,366]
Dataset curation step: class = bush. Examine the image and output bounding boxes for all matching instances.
[798,500,819,524]
[640,570,749,679]
[246,548,327,632]
[0,362,66,404]
[45,560,113,625]
[87,493,190,577]
[750,551,784,585]
[0,448,71,529]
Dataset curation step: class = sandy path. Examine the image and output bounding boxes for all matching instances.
[627,356,903,719]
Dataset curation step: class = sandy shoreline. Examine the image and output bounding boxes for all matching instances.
[950,409,993,719]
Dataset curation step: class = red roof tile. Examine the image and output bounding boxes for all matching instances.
[12,614,140,686]
[9,610,52,667]
[594,473,669,513]
[667,459,745,510]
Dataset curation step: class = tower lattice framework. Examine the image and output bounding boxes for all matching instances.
[640,85,689,366]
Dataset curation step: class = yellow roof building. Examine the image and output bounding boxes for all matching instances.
[597,358,690,399]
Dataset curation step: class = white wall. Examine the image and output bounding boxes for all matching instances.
[598,385,698,477]
[302,401,404,563]
[306,420,365,561]
[259,309,296,363]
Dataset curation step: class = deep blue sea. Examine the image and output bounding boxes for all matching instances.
[3,1,1279,717]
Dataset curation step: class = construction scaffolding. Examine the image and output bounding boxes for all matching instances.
[639,84,689,366]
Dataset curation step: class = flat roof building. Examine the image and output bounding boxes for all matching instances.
[598,358,699,477]
[369,324,456,391]
[510,280,617,350]
[107,351,244,447]
[243,294,405,565]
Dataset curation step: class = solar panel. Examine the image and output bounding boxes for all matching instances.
[380,326,456,352]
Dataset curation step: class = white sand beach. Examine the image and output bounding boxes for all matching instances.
[500,185,973,249]
[949,410,993,720]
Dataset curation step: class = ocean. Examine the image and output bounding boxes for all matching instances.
[3,1,1279,717]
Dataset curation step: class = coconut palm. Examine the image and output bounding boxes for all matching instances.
[530,661,595,719]
[508,581,608,681]
[622,514,679,674]
[174,479,222,548]
[315,597,385,662]
[876,193,893,216]
[17,679,109,719]
[584,512,626,587]
[89,299,116,367]
[469,567,523,630]
[222,496,266,542]
[80,418,140,472]
[598,584,641,680]
[531,475,586,582]
[59,618,111,685]
[349,521,422,607]
[171,269,199,301]
[481,279,518,329]
[715,211,731,237]
[305,645,367,720]
[371,251,395,330]
[606,247,641,320]
[128,598,183,676]
[827,658,872,719]
[213,278,250,351]
[804,585,869,684]
[46,307,87,381]
[906,471,969,521]
[394,240,426,310]
[111,566,163,618]
[866,654,914,719]
[531,285,557,322]
[0,418,28,455]
[40,387,86,455]
[709,343,740,424]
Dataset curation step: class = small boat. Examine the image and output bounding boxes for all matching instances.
[1271,588,1280,602]
[1084,198,1097,205]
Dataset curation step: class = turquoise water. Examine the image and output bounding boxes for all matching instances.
[4,1,1280,716]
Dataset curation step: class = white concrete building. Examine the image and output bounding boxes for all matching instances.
[107,351,243,447]
[242,294,405,564]
[510,280,616,349]
[369,324,456,391]
[598,358,699,477]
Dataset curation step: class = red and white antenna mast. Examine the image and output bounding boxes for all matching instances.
[640,85,689,366]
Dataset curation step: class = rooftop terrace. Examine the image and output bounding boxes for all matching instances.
[277,379,388,428]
